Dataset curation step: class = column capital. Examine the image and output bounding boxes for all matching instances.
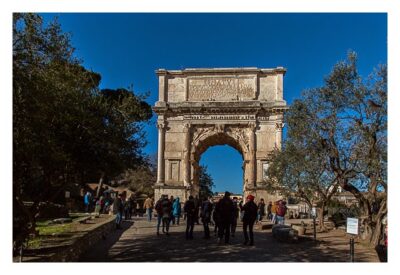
[183,122,191,132]
[275,122,285,131]
[157,121,166,130]
[248,122,257,131]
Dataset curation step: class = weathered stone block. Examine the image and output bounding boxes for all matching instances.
[272,224,299,243]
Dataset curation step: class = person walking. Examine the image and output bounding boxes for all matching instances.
[239,199,244,221]
[194,196,200,225]
[271,201,279,224]
[242,194,258,246]
[172,197,182,225]
[267,201,273,221]
[257,198,266,223]
[143,196,154,222]
[161,195,172,235]
[124,197,132,220]
[276,200,288,225]
[113,193,124,229]
[155,196,163,235]
[231,197,240,237]
[169,196,175,225]
[215,191,234,244]
[184,195,196,240]
[200,197,213,239]
[212,198,220,236]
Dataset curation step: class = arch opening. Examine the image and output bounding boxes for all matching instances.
[199,144,244,197]
[190,131,247,198]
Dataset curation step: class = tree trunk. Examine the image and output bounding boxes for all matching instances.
[318,201,327,231]
[370,199,387,247]
[96,172,105,198]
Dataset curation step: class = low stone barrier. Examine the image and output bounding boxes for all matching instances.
[21,215,116,262]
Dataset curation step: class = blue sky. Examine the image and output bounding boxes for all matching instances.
[40,13,387,194]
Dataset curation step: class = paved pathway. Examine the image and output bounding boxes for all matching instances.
[79,217,379,262]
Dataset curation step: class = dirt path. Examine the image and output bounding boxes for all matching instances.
[79,217,379,262]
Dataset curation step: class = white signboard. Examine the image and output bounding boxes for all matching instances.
[65,191,70,199]
[346,218,359,235]
[311,207,317,217]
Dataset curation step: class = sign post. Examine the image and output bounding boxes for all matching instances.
[311,207,317,241]
[346,217,359,262]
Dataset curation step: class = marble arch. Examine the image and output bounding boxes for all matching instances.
[153,67,287,202]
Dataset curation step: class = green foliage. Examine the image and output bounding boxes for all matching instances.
[13,13,152,202]
[266,51,387,244]
[198,165,215,200]
[119,159,157,197]
[13,13,152,250]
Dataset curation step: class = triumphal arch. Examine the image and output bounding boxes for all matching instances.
[153,67,287,202]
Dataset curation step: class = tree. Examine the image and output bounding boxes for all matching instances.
[13,13,152,249]
[198,165,215,199]
[266,52,387,246]
[266,143,339,231]
[119,154,157,197]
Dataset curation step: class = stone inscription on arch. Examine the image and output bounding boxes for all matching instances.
[188,77,256,101]
[153,67,287,202]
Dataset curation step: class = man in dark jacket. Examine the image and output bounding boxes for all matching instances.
[200,197,213,239]
[231,197,240,237]
[215,191,234,244]
[257,198,266,223]
[184,195,196,239]
[242,194,258,245]
[155,196,163,235]
[161,195,172,235]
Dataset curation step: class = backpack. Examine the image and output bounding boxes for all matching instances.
[277,204,287,217]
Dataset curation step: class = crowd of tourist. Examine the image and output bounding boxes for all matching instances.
[148,191,288,246]
[83,189,289,242]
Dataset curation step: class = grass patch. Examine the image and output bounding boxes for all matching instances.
[36,223,73,235]
[26,216,83,248]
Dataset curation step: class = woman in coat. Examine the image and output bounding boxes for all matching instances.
[172,197,182,225]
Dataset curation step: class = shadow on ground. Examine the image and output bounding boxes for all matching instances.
[79,220,134,262]
[80,220,377,262]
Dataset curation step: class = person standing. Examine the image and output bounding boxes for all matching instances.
[143,196,154,222]
[215,191,234,244]
[239,199,244,221]
[267,201,273,221]
[124,197,132,220]
[172,197,182,225]
[257,198,266,223]
[276,200,288,225]
[155,196,163,235]
[271,201,279,224]
[242,194,258,246]
[161,195,172,235]
[169,196,175,225]
[231,197,240,237]
[212,198,220,236]
[194,196,200,225]
[184,195,196,240]
[113,193,124,229]
[200,197,213,239]
[84,191,92,213]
